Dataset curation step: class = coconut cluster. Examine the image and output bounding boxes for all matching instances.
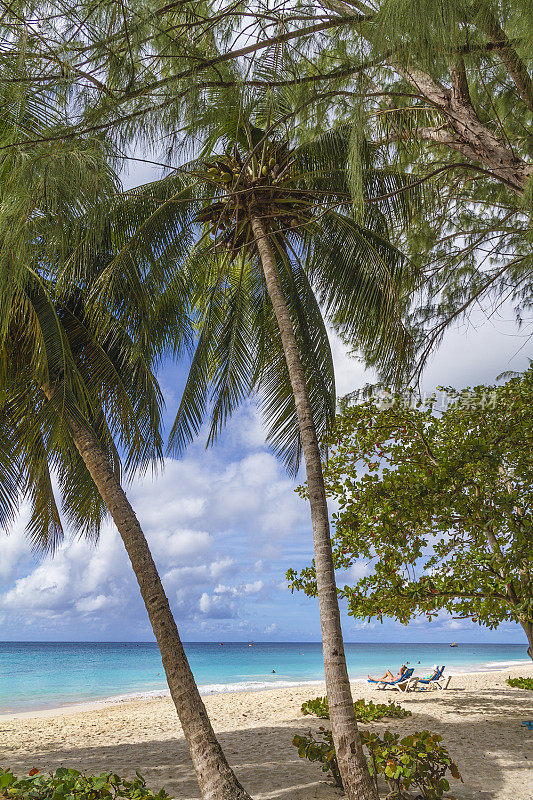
[195,143,313,257]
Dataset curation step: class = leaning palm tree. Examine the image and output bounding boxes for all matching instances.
[0,274,253,800]
[0,80,253,800]
[104,103,419,799]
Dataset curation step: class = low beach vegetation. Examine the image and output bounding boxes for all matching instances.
[293,727,342,787]
[293,727,462,798]
[506,676,533,690]
[0,768,169,800]
[301,696,411,722]
[362,730,462,800]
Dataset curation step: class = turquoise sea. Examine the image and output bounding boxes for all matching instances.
[0,641,529,714]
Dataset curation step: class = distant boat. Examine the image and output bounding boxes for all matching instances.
[248,643,254,647]
[450,642,458,647]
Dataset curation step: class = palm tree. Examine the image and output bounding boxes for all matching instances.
[1,277,253,800]
[0,87,253,800]
[106,111,418,799]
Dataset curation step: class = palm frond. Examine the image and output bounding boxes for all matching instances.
[303,209,417,383]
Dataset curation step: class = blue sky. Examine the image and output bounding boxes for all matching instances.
[0,293,530,644]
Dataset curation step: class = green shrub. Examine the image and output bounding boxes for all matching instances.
[362,729,462,800]
[0,767,170,799]
[300,696,330,718]
[300,696,412,722]
[292,728,462,799]
[506,676,533,690]
[292,727,342,787]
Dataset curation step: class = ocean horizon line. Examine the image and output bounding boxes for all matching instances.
[0,639,525,645]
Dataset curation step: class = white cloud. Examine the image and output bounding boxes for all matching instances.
[75,594,117,614]
[148,527,213,561]
[349,561,371,580]
[328,326,375,397]
[198,592,212,613]
[211,580,264,597]
[163,557,236,587]
[0,428,309,638]
[444,619,469,631]
[0,507,34,581]
[198,591,237,619]
[243,580,264,594]
[1,523,129,618]
[139,497,206,527]
[230,404,268,450]
[197,579,266,620]
[353,620,377,630]
[2,562,68,610]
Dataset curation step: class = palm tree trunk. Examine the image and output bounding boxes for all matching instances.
[64,414,252,800]
[250,213,375,800]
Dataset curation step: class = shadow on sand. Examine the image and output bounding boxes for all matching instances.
[3,689,532,800]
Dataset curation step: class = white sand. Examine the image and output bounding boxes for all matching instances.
[1,664,532,799]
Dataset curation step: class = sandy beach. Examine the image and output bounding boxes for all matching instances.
[1,664,532,799]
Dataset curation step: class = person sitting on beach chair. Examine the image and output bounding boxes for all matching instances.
[367,666,416,691]
[368,664,407,682]
[417,665,450,690]
[419,665,441,683]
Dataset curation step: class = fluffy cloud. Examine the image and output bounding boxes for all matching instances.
[0,407,311,639]
[328,326,374,397]
[198,592,236,618]
[75,594,118,614]
[148,528,213,561]
[1,522,130,624]
[0,507,34,581]
[163,557,236,587]
[197,580,266,619]
[348,561,372,580]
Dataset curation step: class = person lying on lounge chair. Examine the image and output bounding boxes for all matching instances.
[368,664,407,682]
[421,665,440,682]
[417,665,449,689]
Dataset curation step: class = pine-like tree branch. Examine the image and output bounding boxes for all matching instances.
[482,11,533,112]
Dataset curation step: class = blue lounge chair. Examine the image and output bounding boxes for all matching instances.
[417,666,450,690]
[368,667,416,691]
[521,721,533,730]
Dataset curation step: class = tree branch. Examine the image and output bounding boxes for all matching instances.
[119,14,369,103]
[482,11,533,112]
[390,64,532,195]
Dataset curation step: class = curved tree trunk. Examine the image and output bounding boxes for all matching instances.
[484,506,533,662]
[250,213,375,800]
[63,414,252,800]
[521,621,533,661]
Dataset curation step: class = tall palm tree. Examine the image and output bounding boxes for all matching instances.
[106,111,419,799]
[0,85,253,800]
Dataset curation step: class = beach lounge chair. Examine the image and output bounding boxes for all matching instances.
[368,667,417,691]
[521,721,533,730]
[416,666,450,690]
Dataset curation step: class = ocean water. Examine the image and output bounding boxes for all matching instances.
[0,641,529,714]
